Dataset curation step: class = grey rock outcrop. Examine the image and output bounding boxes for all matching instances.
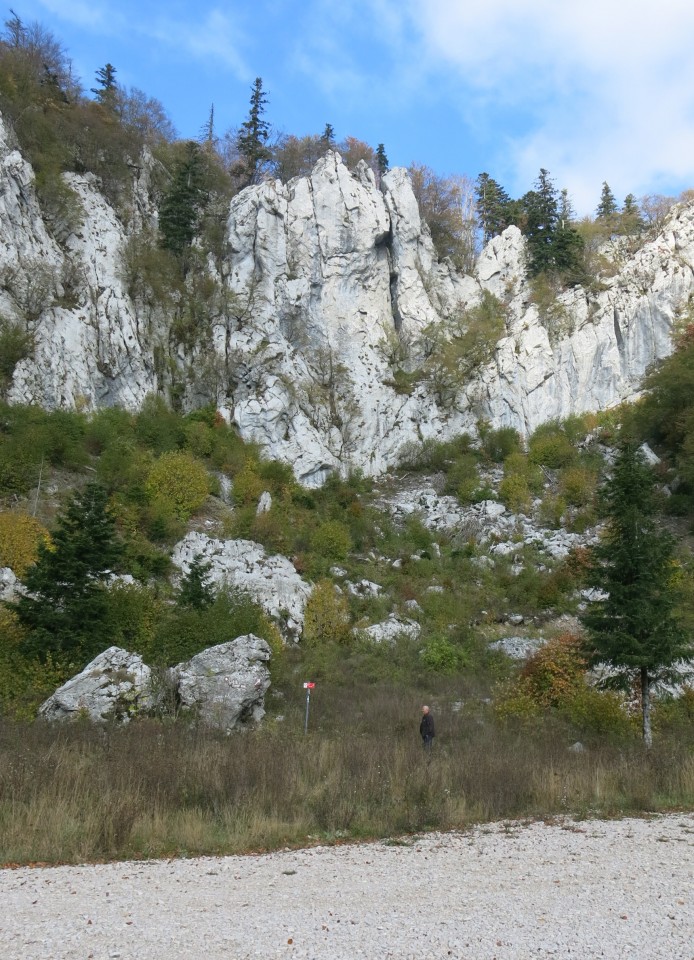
[356,615,421,643]
[173,634,271,731]
[38,638,271,730]
[171,531,311,638]
[4,104,694,483]
[0,566,18,601]
[38,646,155,723]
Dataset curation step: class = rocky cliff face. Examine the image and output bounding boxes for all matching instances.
[2,109,693,483]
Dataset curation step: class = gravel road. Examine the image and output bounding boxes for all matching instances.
[2,814,693,959]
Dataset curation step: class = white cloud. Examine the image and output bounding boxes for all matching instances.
[402,0,694,209]
[148,8,249,78]
[36,0,109,29]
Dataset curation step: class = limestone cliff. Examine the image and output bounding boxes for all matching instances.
[2,109,692,483]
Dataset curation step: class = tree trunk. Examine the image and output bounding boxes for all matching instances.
[641,666,652,748]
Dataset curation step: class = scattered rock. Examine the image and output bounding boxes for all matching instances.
[345,579,383,597]
[256,491,272,515]
[172,531,311,638]
[174,635,271,731]
[356,615,421,643]
[488,636,546,660]
[38,647,155,723]
[0,566,19,601]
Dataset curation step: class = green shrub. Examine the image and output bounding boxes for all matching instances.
[481,426,522,463]
[558,466,597,507]
[311,520,352,562]
[537,493,567,529]
[232,463,264,506]
[420,635,466,674]
[499,473,531,513]
[0,318,32,395]
[561,686,633,738]
[0,436,41,495]
[142,589,280,667]
[134,395,186,453]
[528,422,576,468]
[146,450,210,520]
[445,453,480,504]
[84,407,136,456]
[303,580,352,646]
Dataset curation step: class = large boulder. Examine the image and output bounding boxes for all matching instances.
[172,531,312,638]
[38,637,272,731]
[38,646,155,723]
[173,634,271,731]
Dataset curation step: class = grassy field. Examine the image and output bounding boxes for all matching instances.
[2,680,693,866]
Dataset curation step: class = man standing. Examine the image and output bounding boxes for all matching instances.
[420,704,435,751]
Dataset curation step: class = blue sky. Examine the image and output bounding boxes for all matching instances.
[8,0,694,214]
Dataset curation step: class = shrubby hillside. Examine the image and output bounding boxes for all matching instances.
[1,11,694,863]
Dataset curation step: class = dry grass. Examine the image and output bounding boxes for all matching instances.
[1,687,693,865]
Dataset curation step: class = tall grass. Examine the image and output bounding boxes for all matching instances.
[2,686,693,865]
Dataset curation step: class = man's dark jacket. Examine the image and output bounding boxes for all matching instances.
[420,713,435,740]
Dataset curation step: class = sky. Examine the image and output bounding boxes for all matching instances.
[7,0,694,215]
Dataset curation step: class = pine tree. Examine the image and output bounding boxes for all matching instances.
[177,554,214,610]
[12,484,123,664]
[376,143,389,177]
[237,77,271,184]
[581,443,692,746]
[475,173,512,243]
[523,169,559,275]
[321,123,335,149]
[91,63,118,110]
[522,170,584,281]
[558,188,576,225]
[200,103,216,153]
[596,181,618,220]
[621,194,644,235]
[159,140,208,257]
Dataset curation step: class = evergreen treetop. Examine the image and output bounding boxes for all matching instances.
[237,77,271,184]
[596,181,619,220]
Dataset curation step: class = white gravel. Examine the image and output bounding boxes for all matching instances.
[2,814,693,959]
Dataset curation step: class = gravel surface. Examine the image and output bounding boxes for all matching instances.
[3,814,693,959]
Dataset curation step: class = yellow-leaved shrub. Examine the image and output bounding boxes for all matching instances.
[303,579,351,646]
[0,512,52,577]
[145,450,210,520]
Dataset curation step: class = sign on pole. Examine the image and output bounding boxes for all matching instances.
[303,682,315,733]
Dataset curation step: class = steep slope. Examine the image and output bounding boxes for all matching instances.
[2,108,694,483]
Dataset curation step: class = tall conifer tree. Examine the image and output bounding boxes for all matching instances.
[581,443,692,746]
[13,484,123,664]
[237,77,271,184]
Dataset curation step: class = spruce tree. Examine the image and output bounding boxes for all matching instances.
[12,484,123,664]
[523,168,559,274]
[522,170,584,281]
[237,77,271,184]
[376,143,389,177]
[596,181,618,220]
[159,140,208,257]
[177,554,214,610]
[621,194,644,234]
[581,443,692,746]
[91,63,118,110]
[321,123,335,149]
[475,173,512,243]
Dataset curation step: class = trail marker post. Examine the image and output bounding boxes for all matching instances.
[303,681,315,734]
